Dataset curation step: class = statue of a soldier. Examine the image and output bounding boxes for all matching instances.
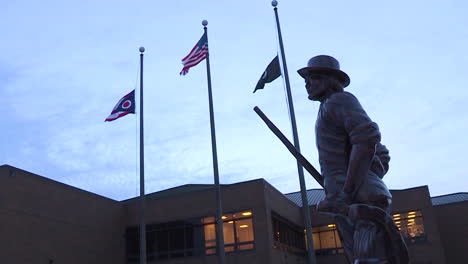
[297,55,408,264]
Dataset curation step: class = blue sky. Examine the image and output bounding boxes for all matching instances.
[1,0,467,200]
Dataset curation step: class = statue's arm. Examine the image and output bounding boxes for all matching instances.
[344,142,375,195]
[371,143,390,178]
[326,92,381,197]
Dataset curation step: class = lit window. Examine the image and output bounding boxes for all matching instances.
[202,209,255,254]
[204,223,216,248]
[223,221,235,245]
[312,224,344,256]
[236,219,254,243]
[392,211,425,240]
[202,216,215,224]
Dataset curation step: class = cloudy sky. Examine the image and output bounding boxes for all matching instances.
[1,0,467,201]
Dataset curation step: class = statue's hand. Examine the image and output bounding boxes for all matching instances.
[372,143,390,178]
[371,157,386,178]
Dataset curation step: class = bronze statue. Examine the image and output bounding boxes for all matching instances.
[297,55,408,264]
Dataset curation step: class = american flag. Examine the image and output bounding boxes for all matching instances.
[180,32,208,75]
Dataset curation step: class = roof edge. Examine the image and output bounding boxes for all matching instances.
[1,164,119,202]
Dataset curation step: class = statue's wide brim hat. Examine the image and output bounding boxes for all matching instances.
[297,55,350,87]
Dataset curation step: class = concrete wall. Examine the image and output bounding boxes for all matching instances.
[434,201,468,264]
[0,165,125,264]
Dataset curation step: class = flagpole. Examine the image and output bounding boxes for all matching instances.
[271,1,317,263]
[138,46,147,264]
[203,20,226,264]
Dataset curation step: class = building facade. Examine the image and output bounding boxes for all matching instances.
[1,164,467,264]
[432,192,468,264]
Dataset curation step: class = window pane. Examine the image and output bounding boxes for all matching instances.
[271,214,306,251]
[394,210,425,238]
[408,218,424,237]
[204,224,216,248]
[223,221,235,245]
[205,248,216,255]
[202,216,215,224]
[239,243,254,250]
[146,230,157,256]
[156,229,169,252]
[312,232,321,249]
[334,230,342,248]
[222,213,234,221]
[170,228,185,250]
[239,210,253,217]
[319,230,336,249]
[236,218,254,243]
[193,225,205,256]
[273,218,280,241]
[170,252,184,258]
[185,226,194,249]
[225,245,235,252]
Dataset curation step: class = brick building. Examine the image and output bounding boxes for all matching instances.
[1,164,466,264]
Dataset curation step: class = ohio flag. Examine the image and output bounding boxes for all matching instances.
[105,90,135,122]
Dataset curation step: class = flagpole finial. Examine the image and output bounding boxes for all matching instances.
[139,47,145,53]
[202,20,208,26]
[271,0,278,7]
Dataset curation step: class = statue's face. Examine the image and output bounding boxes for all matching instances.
[305,73,328,101]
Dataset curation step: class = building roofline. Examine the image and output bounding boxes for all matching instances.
[260,179,304,208]
[3,164,466,206]
[431,192,468,206]
[284,185,431,197]
[1,164,119,202]
[283,188,324,196]
[120,183,213,203]
[121,178,266,203]
[390,185,429,192]
[431,192,468,199]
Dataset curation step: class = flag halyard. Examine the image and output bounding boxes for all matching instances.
[180,32,208,75]
[105,90,135,122]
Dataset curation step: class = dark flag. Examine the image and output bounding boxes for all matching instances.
[180,32,208,75]
[253,55,281,93]
[105,90,135,122]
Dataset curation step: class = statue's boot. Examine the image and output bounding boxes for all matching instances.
[317,192,351,215]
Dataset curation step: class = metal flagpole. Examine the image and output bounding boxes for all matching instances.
[271,1,317,263]
[202,20,226,264]
[138,46,147,264]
